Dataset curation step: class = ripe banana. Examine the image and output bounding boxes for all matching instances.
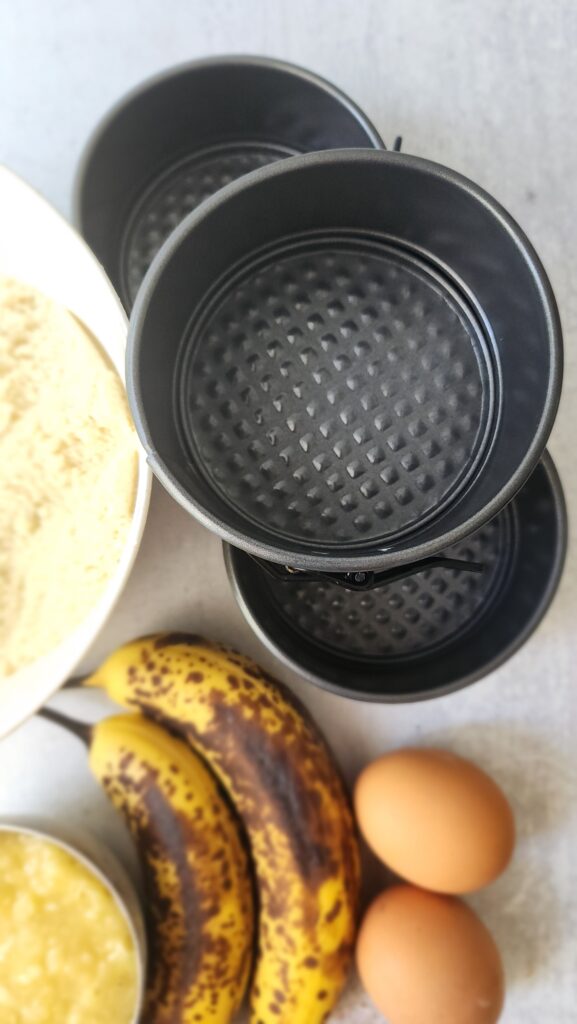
[89,713,255,1024]
[86,634,361,1024]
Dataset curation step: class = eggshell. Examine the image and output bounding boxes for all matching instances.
[354,748,515,893]
[356,885,505,1024]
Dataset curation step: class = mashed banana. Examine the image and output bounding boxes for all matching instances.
[0,832,140,1024]
[0,277,137,676]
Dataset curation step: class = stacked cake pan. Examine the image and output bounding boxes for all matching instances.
[76,56,566,700]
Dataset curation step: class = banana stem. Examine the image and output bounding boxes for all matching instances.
[37,707,92,746]
[63,675,89,690]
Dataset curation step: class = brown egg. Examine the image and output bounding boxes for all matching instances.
[357,885,505,1024]
[354,748,515,893]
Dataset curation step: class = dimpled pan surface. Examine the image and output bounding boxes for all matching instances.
[128,150,562,572]
[75,56,383,310]
[225,453,566,700]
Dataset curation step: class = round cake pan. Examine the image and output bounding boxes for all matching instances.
[128,149,562,573]
[225,453,566,701]
[74,56,383,310]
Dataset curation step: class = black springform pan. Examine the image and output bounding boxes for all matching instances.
[225,453,566,700]
[127,149,562,574]
[75,56,383,310]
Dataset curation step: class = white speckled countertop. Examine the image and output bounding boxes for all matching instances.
[1,1,576,1020]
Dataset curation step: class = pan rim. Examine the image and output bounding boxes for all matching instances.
[128,148,562,572]
[72,53,385,236]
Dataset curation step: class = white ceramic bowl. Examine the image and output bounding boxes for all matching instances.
[0,820,146,1023]
[0,166,151,736]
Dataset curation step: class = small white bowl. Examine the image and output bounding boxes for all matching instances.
[0,820,146,1024]
[0,166,151,736]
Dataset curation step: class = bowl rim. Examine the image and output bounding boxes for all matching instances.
[128,147,562,572]
[0,821,146,1022]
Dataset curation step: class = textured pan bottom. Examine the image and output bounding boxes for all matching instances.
[225,455,566,700]
[265,515,510,658]
[120,141,295,306]
[179,235,495,549]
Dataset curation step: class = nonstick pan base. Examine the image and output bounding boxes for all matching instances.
[225,454,566,701]
[178,234,495,552]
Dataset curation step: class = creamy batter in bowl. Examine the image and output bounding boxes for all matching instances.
[0,167,151,735]
[0,276,139,677]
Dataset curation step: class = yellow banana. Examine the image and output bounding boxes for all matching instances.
[89,712,255,1024]
[86,634,361,1024]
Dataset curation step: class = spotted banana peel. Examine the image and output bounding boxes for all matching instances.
[87,712,253,1024]
[86,633,361,1024]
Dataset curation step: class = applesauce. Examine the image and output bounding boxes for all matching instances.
[0,831,140,1023]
